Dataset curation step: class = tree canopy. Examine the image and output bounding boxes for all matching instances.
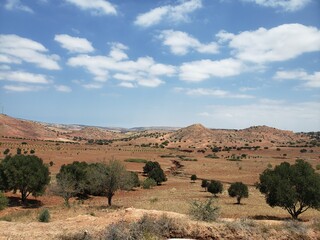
[256,159,320,219]
[143,161,167,185]
[228,182,248,204]
[207,180,223,197]
[0,155,50,203]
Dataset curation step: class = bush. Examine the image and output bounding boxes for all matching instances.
[0,192,8,210]
[124,159,148,163]
[3,149,10,155]
[208,180,223,197]
[38,208,50,222]
[201,179,209,191]
[189,198,219,222]
[190,174,197,182]
[141,178,157,189]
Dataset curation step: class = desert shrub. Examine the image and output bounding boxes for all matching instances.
[30,149,35,154]
[38,208,50,222]
[141,178,157,189]
[300,148,307,153]
[16,148,21,155]
[104,214,180,240]
[0,192,8,210]
[189,198,219,222]
[190,174,197,182]
[283,220,307,237]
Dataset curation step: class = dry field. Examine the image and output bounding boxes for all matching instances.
[0,134,320,239]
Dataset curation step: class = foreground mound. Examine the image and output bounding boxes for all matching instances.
[0,208,319,239]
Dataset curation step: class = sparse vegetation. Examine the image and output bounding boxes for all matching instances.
[141,178,157,189]
[189,198,220,222]
[190,174,197,182]
[0,191,8,210]
[124,158,148,163]
[38,208,50,223]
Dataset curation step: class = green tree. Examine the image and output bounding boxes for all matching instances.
[143,161,166,185]
[0,191,9,210]
[191,174,197,183]
[87,160,131,206]
[3,148,10,155]
[56,161,88,197]
[0,155,50,203]
[208,180,223,197]
[201,179,209,191]
[228,182,249,204]
[257,159,320,219]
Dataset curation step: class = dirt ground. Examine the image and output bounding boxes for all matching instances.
[0,137,319,239]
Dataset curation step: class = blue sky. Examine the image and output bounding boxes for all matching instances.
[0,0,319,131]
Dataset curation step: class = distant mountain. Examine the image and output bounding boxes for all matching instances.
[0,114,311,145]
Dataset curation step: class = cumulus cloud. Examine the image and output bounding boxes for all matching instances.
[54,34,94,53]
[134,0,202,27]
[199,100,320,132]
[64,0,117,15]
[67,43,176,87]
[242,0,311,12]
[4,0,33,13]
[0,71,52,84]
[0,34,60,70]
[217,24,320,64]
[274,69,320,88]
[179,58,243,82]
[175,87,254,98]
[55,85,72,92]
[158,30,219,55]
[3,85,45,92]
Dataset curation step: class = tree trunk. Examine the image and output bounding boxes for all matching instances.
[237,196,241,204]
[107,192,114,206]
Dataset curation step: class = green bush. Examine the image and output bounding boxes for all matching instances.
[141,178,157,189]
[0,192,9,210]
[189,198,219,222]
[38,208,50,222]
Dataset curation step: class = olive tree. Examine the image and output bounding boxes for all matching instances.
[0,155,50,203]
[208,180,223,197]
[228,182,248,204]
[257,159,320,219]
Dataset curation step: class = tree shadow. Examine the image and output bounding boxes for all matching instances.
[250,215,291,221]
[7,196,42,209]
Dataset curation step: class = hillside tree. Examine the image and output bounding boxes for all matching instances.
[228,182,248,204]
[256,159,320,219]
[0,155,50,203]
[208,180,223,197]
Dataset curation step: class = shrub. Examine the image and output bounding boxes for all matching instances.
[201,179,209,191]
[208,180,223,197]
[3,149,10,155]
[141,178,157,189]
[38,208,50,222]
[0,192,8,210]
[30,149,35,154]
[124,159,147,163]
[190,174,197,182]
[189,198,219,222]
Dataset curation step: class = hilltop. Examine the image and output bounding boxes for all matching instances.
[0,114,311,147]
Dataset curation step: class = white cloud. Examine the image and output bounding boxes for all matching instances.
[67,43,176,87]
[179,58,244,82]
[109,43,128,61]
[158,30,219,55]
[134,0,202,27]
[217,24,320,64]
[54,34,94,53]
[0,71,52,84]
[274,69,320,88]
[176,87,254,98]
[55,85,72,92]
[3,85,45,92]
[242,0,311,12]
[199,101,320,132]
[4,0,33,13]
[82,83,103,89]
[64,0,117,15]
[0,34,60,70]
[118,82,135,88]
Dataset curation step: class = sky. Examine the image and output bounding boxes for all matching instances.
[0,0,319,132]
